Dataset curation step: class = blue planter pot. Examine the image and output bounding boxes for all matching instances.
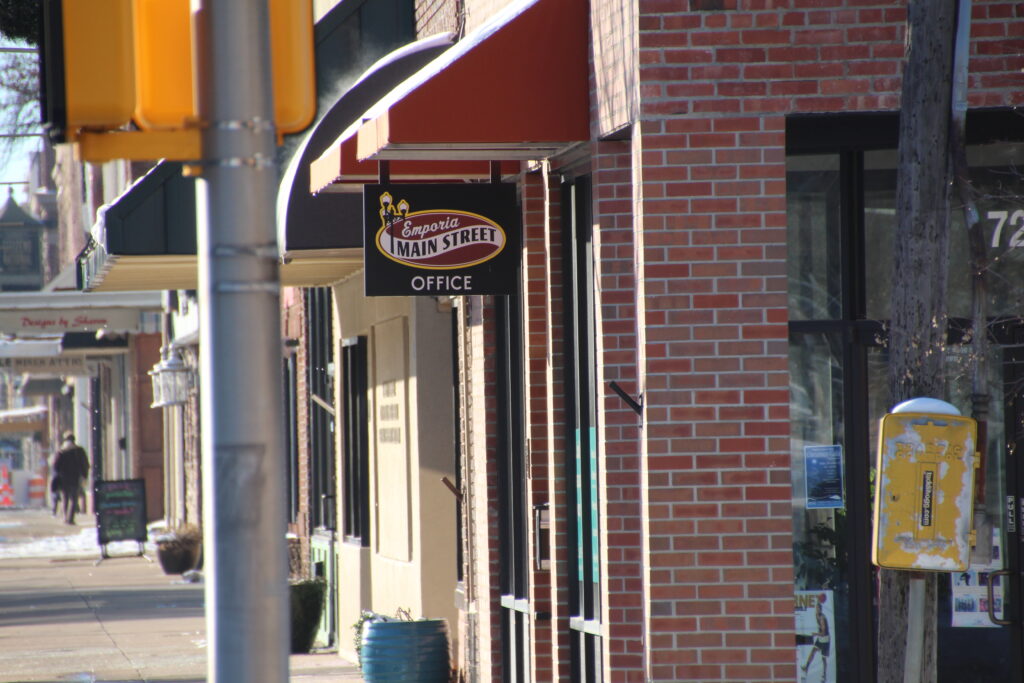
[361,619,450,682]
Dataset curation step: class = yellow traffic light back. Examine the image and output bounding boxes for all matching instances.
[132,0,193,131]
[132,0,314,136]
[269,0,316,135]
[41,0,136,142]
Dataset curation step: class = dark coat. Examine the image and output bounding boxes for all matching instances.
[54,443,89,490]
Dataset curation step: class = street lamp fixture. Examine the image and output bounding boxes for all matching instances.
[149,347,191,407]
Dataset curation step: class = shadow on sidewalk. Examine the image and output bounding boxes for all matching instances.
[0,585,203,627]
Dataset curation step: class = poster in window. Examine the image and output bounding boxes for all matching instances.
[795,589,836,683]
[951,529,1004,628]
[804,445,844,509]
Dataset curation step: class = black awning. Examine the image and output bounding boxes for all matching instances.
[76,161,197,292]
[97,161,196,256]
[61,331,130,352]
[277,33,454,254]
[78,0,422,291]
[18,378,65,397]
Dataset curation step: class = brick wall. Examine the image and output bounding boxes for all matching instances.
[593,138,647,682]
[591,0,639,136]
[481,296,506,682]
[419,1,1024,680]
[521,168,559,680]
[282,288,308,577]
[292,290,312,579]
[629,2,1024,681]
[460,294,493,680]
[475,294,505,681]
[462,0,511,32]
[416,0,459,35]
[182,346,202,528]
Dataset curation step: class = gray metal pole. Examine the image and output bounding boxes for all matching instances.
[192,1,289,681]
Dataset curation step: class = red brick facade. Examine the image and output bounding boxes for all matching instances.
[284,288,312,578]
[630,3,1023,680]
[405,1,1024,681]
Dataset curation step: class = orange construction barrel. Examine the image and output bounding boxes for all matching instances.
[28,476,46,507]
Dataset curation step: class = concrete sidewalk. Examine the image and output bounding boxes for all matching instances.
[0,508,363,682]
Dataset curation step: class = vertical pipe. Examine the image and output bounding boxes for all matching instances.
[191,0,289,680]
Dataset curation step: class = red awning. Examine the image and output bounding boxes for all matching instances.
[320,0,589,170]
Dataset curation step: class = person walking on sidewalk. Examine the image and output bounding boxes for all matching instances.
[53,432,89,524]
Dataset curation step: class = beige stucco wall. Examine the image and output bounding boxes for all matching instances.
[333,278,459,662]
[312,0,337,22]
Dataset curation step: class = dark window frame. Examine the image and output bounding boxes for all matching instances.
[561,175,603,683]
[305,286,336,532]
[786,109,1024,683]
[284,353,299,523]
[341,335,369,545]
[496,288,529,683]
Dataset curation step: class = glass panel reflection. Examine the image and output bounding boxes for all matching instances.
[790,331,851,683]
[787,155,841,321]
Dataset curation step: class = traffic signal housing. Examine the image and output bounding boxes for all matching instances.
[40,0,136,143]
[40,0,315,160]
[132,0,314,136]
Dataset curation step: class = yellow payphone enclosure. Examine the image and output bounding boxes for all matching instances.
[873,412,979,571]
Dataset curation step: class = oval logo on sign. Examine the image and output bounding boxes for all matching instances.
[375,193,506,270]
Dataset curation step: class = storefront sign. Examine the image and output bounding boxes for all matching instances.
[0,357,87,374]
[363,184,520,296]
[873,411,979,571]
[0,309,142,334]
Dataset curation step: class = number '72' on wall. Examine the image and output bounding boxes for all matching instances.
[988,210,1024,248]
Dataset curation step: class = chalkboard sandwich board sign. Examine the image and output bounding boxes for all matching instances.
[94,478,147,559]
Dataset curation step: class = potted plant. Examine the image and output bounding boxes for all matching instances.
[290,578,326,653]
[356,609,451,682]
[154,525,202,575]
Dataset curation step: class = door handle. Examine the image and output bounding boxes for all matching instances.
[987,569,1012,626]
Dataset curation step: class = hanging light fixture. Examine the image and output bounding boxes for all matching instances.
[149,347,191,407]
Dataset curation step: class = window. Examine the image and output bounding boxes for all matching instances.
[562,175,602,683]
[786,112,1024,683]
[341,336,369,544]
[305,286,336,531]
[284,354,299,523]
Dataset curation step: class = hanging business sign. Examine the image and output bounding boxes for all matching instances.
[873,411,979,572]
[363,183,520,296]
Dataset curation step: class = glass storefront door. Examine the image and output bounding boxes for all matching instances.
[787,128,1024,683]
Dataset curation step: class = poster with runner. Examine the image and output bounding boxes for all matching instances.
[795,589,836,683]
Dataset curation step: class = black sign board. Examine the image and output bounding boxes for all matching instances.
[363,183,521,296]
[94,479,148,545]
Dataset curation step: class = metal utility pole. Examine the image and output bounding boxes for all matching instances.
[192,1,289,681]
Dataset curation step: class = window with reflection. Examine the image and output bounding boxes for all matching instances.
[787,113,1024,683]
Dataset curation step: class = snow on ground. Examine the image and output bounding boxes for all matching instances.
[0,525,102,559]
[0,517,157,560]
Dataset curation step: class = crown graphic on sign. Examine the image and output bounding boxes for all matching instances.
[379,192,410,228]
